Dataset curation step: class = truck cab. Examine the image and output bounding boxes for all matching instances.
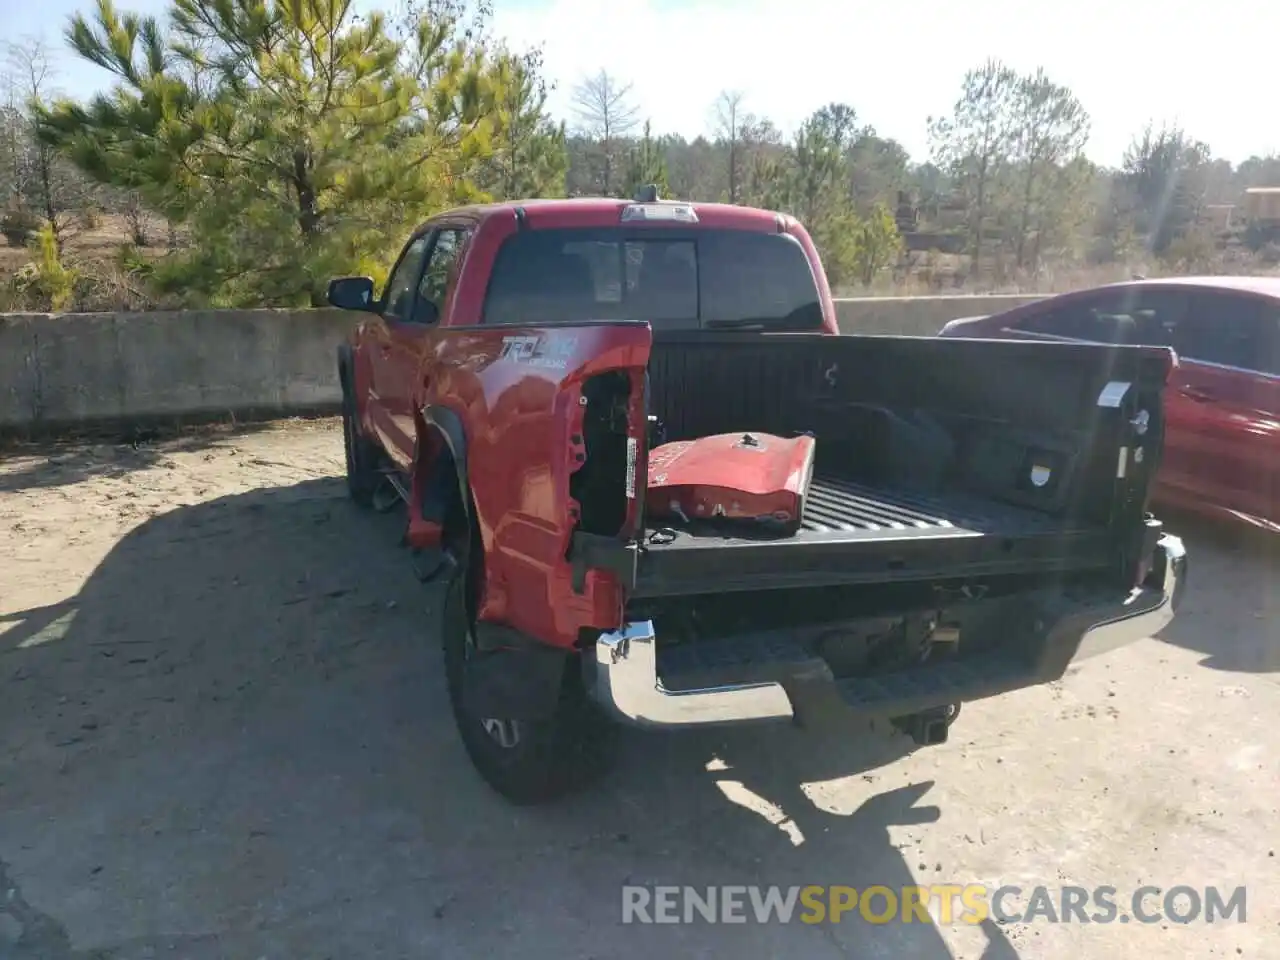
[333,195,837,470]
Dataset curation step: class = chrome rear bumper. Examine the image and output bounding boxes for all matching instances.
[589,535,1187,729]
[592,622,794,728]
[1071,533,1186,662]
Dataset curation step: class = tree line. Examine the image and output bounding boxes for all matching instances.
[2,0,1279,311]
[563,61,1280,287]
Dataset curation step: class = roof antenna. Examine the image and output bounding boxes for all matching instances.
[634,183,659,203]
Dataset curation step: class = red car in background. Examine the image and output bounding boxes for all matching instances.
[939,277,1280,531]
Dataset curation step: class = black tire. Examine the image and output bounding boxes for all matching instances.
[441,533,617,805]
[341,375,380,507]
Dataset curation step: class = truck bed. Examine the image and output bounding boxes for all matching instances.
[633,473,1110,598]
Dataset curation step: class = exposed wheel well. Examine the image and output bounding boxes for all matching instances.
[414,412,482,619]
[415,407,472,534]
[428,442,467,547]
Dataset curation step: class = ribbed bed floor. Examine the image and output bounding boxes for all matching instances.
[797,476,1070,536]
[645,474,1078,546]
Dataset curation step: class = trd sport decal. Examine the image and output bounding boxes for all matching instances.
[499,334,577,370]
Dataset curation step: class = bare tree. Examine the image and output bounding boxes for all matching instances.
[713,90,745,204]
[3,38,93,248]
[1,72,24,211]
[123,190,148,246]
[570,69,639,195]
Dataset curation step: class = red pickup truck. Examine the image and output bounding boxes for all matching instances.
[328,193,1187,805]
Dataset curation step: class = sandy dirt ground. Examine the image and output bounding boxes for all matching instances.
[0,419,1276,960]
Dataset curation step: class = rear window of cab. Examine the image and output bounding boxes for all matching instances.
[481,228,824,331]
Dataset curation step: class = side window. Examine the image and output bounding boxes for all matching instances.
[383,234,430,321]
[1264,306,1280,376]
[1015,290,1189,346]
[1176,293,1279,373]
[1016,299,1104,340]
[1088,289,1189,346]
[415,228,465,322]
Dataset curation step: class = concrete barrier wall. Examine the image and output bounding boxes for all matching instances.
[1,308,359,431]
[1,295,1047,431]
[833,294,1044,336]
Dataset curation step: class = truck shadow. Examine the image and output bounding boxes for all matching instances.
[0,478,1022,958]
[1,856,227,960]
[1153,506,1277,674]
[0,421,282,494]
[606,727,1023,957]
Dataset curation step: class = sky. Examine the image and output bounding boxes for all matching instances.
[4,0,1278,167]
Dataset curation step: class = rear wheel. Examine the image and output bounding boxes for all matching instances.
[441,523,616,805]
[341,376,380,506]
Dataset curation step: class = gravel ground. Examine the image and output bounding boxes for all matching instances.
[1,419,1275,959]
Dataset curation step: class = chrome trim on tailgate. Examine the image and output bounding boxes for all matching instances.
[592,621,794,727]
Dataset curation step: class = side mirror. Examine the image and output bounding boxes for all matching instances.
[327,276,376,312]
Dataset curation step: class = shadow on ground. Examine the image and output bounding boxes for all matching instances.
[1154,506,1277,674]
[1,479,1019,959]
[0,419,316,494]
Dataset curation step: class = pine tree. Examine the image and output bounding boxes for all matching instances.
[851,203,904,286]
[624,120,669,199]
[36,0,549,305]
[482,49,568,200]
